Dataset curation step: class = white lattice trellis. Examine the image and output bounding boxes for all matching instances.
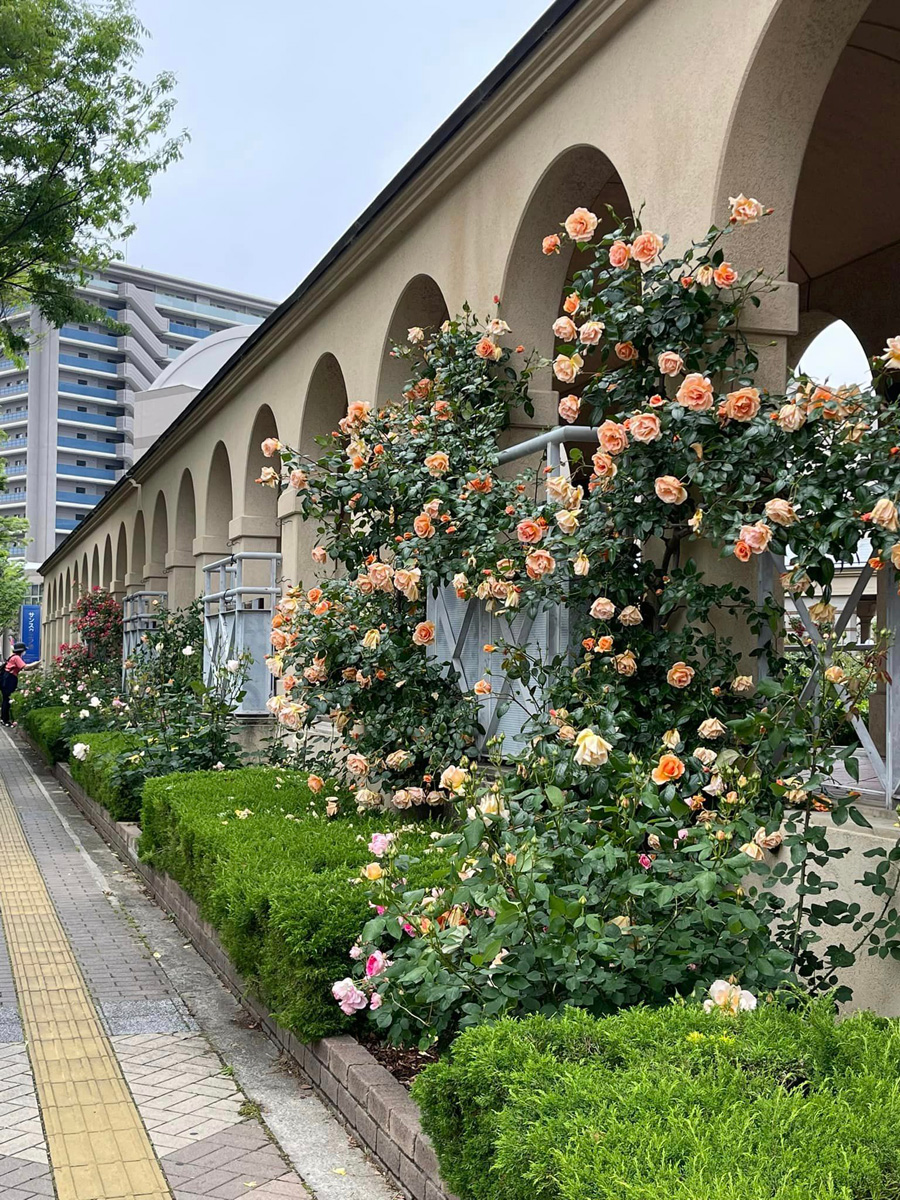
[202,552,282,715]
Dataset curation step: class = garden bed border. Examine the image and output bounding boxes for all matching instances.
[19,733,453,1200]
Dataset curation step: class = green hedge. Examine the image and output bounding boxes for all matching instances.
[139,767,441,1041]
[413,1001,900,1200]
[69,732,141,822]
[22,707,67,762]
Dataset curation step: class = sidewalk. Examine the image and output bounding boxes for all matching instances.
[0,731,398,1200]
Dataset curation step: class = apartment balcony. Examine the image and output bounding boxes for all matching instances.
[6,464,26,476]
[57,436,122,457]
[57,409,117,430]
[59,326,118,349]
[59,353,118,375]
[56,491,100,506]
[0,438,27,453]
[58,379,122,402]
[0,492,26,506]
[0,382,28,399]
[117,413,134,436]
[153,292,266,326]
[55,464,117,482]
[168,321,213,340]
[0,357,27,375]
[8,546,24,557]
[0,409,28,427]
[56,518,84,531]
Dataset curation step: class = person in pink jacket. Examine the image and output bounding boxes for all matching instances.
[1,642,40,726]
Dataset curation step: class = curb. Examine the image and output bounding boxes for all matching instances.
[26,743,453,1200]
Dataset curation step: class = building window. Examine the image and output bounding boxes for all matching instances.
[76,459,86,466]
[75,487,85,494]
[78,352,87,359]
[77,405,87,412]
[76,432,87,440]
[77,378,87,385]
[75,512,87,519]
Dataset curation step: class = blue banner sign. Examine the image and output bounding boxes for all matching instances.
[20,604,40,660]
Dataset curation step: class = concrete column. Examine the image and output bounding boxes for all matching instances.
[124,573,146,596]
[193,535,230,599]
[165,550,197,612]
[277,491,312,591]
[142,561,168,599]
[227,515,280,594]
[110,578,126,603]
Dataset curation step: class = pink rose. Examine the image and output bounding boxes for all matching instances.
[631,231,663,264]
[629,412,661,443]
[676,374,713,412]
[261,438,282,458]
[658,351,684,377]
[370,992,383,1010]
[289,469,308,490]
[638,853,653,870]
[609,240,631,268]
[552,316,578,342]
[558,394,580,424]
[312,546,327,564]
[366,951,387,978]
[368,832,394,857]
[332,978,368,1016]
[542,234,561,255]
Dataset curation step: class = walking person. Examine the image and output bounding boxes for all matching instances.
[1,642,40,727]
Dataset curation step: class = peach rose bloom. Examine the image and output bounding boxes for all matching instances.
[346,400,371,426]
[598,419,629,455]
[558,394,580,424]
[655,476,687,505]
[734,540,751,562]
[424,451,450,476]
[590,596,615,620]
[618,605,643,626]
[563,292,581,315]
[407,326,425,344]
[764,498,797,526]
[564,207,599,241]
[872,498,900,532]
[432,398,452,419]
[542,234,561,255]
[732,675,755,695]
[307,774,324,793]
[631,231,664,264]
[697,718,726,740]
[666,662,695,688]
[553,353,584,383]
[595,635,613,653]
[475,336,502,361]
[347,753,369,776]
[573,551,590,576]
[739,521,773,554]
[473,679,492,696]
[261,437,282,457]
[724,387,761,421]
[775,403,806,432]
[412,620,436,646]
[649,393,666,408]
[892,544,900,570]
[881,336,900,369]
[592,449,618,481]
[615,341,637,362]
[413,513,435,539]
[356,575,375,595]
[729,193,764,224]
[609,240,631,268]
[516,517,544,544]
[256,466,280,487]
[614,650,637,676]
[555,509,580,535]
[695,264,714,286]
[312,546,327,564]
[651,753,685,785]
[713,262,738,288]
[424,498,441,518]
[307,587,322,604]
[676,373,714,412]
[553,315,578,342]
[525,549,556,579]
[658,351,684,377]
[368,561,394,591]
[289,469,308,490]
[578,320,605,345]
[394,567,421,601]
[629,412,661,444]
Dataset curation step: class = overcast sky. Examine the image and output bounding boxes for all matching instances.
[125,0,867,386]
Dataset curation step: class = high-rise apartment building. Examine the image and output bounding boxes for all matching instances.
[0,265,276,577]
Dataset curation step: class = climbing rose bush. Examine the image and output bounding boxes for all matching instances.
[75,586,123,661]
[264,197,900,1044]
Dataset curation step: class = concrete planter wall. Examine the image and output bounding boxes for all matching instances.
[31,744,454,1200]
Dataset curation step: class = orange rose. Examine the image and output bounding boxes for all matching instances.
[654,476,687,505]
[615,341,637,362]
[475,336,502,361]
[631,231,663,264]
[723,387,761,422]
[432,399,452,419]
[629,412,661,443]
[412,621,436,646]
[542,234,561,255]
[609,240,631,268]
[413,513,435,539]
[728,193,764,225]
[592,450,618,482]
[563,292,580,314]
[597,419,629,455]
[596,635,613,653]
[666,662,695,689]
[713,262,738,288]
[525,549,555,580]
[564,207,598,241]
[734,540,752,562]
[651,753,685,785]
[613,649,637,676]
[516,518,544,545]
[424,451,450,476]
[676,373,714,412]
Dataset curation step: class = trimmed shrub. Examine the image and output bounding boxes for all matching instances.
[69,732,142,822]
[413,1000,900,1200]
[22,706,67,762]
[139,767,443,1040]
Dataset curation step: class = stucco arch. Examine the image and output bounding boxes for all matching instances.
[150,493,168,566]
[89,545,99,591]
[204,442,233,547]
[174,470,197,554]
[242,405,281,525]
[131,511,146,582]
[376,275,449,405]
[500,144,632,418]
[102,534,113,590]
[299,353,349,459]
[115,523,128,585]
[64,569,71,610]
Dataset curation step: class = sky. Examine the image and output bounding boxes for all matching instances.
[125,0,866,385]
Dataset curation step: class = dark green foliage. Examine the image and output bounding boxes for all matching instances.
[69,731,141,821]
[22,706,67,761]
[414,1000,900,1200]
[139,768,442,1041]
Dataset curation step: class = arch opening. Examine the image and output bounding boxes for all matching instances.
[300,353,349,459]
[376,275,449,406]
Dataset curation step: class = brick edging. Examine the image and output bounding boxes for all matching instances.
[35,750,453,1200]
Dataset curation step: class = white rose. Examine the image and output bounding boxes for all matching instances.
[89,696,101,708]
[226,659,241,673]
[72,743,90,761]
[182,646,195,657]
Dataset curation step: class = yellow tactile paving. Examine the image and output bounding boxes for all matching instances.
[0,779,172,1199]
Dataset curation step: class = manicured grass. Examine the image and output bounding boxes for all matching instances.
[413,1000,900,1200]
[139,767,442,1040]
[69,731,142,821]
[22,706,67,763]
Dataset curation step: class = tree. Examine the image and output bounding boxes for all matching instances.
[0,0,186,356]
[0,555,29,633]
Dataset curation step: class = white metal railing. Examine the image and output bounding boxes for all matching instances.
[202,552,282,715]
[122,590,166,683]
